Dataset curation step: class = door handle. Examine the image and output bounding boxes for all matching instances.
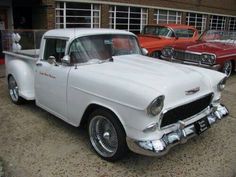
[36,63,43,67]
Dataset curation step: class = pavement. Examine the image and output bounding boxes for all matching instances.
[0,69,236,177]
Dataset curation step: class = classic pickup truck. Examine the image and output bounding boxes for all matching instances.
[4,29,228,161]
[161,30,236,77]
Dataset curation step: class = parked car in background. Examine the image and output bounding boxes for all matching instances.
[138,24,199,58]
[161,30,236,77]
[4,29,228,161]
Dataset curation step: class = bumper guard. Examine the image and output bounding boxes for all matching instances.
[126,104,228,157]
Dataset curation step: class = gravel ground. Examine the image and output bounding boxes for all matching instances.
[0,67,236,177]
[0,65,5,78]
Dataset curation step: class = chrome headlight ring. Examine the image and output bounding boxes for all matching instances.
[147,95,165,117]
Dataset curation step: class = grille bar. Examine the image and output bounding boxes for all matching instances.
[173,51,201,63]
[160,93,213,128]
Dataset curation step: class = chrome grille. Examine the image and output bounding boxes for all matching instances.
[173,51,201,63]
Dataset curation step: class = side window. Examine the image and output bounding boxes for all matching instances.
[175,29,195,38]
[44,38,66,63]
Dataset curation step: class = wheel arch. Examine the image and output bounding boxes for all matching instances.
[80,103,127,135]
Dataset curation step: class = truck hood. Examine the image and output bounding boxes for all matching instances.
[76,54,224,110]
[174,41,235,54]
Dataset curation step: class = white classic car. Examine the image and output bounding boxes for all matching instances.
[4,29,228,161]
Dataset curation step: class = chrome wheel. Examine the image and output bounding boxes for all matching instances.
[222,61,233,77]
[89,115,118,157]
[8,76,19,102]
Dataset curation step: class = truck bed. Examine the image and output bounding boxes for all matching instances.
[4,49,38,100]
[4,49,39,61]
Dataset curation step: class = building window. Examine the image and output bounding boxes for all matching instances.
[109,6,148,34]
[154,9,182,24]
[55,2,100,28]
[186,13,207,34]
[228,17,236,31]
[209,15,227,30]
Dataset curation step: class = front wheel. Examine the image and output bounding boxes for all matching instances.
[88,109,128,161]
[8,76,24,104]
[222,60,233,77]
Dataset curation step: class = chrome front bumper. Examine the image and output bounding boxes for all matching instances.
[126,104,228,157]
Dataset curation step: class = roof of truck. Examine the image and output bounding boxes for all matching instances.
[44,28,135,39]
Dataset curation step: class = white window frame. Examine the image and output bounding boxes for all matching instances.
[55,2,101,29]
[154,9,182,24]
[186,12,207,34]
[209,15,227,30]
[109,5,148,33]
[229,17,236,31]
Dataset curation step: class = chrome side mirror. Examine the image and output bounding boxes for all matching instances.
[141,48,148,56]
[62,55,71,65]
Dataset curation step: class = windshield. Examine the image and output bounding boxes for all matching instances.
[69,34,141,64]
[200,30,236,41]
[142,26,173,37]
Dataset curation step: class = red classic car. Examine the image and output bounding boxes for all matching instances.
[138,24,199,58]
[161,30,236,77]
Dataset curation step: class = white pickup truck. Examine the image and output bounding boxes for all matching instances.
[4,28,228,161]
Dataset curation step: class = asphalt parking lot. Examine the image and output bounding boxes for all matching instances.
[0,65,236,177]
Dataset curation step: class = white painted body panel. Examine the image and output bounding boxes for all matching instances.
[4,28,226,142]
[4,51,37,100]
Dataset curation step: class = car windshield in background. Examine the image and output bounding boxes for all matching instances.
[143,26,172,37]
[200,30,236,41]
[174,29,194,38]
[69,34,141,64]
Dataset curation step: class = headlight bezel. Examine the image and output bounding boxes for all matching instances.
[147,95,165,117]
[201,53,216,65]
[161,47,174,58]
[217,77,227,91]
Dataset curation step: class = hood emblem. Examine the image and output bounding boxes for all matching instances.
[185,87,200,95]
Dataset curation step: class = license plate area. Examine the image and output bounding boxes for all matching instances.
[194,117,210,135]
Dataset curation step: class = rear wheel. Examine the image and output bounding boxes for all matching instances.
[8,76,24,104]
[88,109,128,161]
[222,60,233,77]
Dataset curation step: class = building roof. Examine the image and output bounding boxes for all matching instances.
[44,28,135,39]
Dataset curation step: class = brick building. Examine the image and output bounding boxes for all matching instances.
[0,0,236,33]
[1,0,236,32]
[51,0,236,34]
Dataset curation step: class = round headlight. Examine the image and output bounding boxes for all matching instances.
[217,77,227,91]
[147,95,165,116]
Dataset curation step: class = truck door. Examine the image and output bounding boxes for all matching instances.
[35,37,70,119]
